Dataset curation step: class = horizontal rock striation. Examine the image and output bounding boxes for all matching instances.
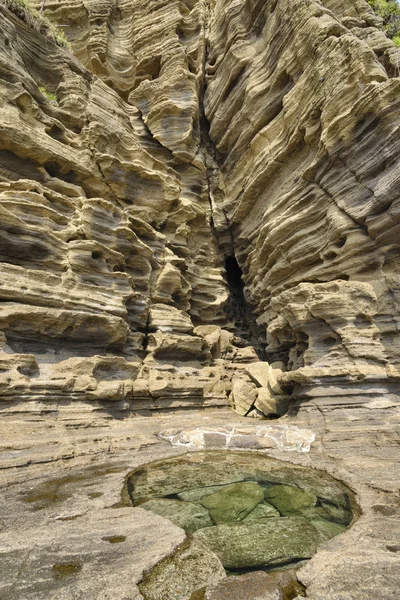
[0,0,399,417]
[0,1,235,411]
[204,0,400,410]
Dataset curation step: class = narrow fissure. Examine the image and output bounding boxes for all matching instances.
[141,312,150,354]
[224,255,265,358]
[198,23,264,358]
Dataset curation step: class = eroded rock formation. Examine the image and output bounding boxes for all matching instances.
[1,2,400,596]
[0,0,400,422]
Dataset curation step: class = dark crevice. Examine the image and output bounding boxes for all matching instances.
[141,312,150,354]
[136,55,162,83]
[225,559,307,575]
[224,255,265,358]
[224,255,248,341]
[44,161,78,185]
[198,20,265,359]
[0,149,45,183]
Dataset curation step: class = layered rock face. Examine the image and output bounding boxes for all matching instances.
[204,0,400,408]
[0,0,231,411]
[0,0,399,416]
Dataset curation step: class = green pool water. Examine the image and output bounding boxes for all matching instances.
[125,451,358,600]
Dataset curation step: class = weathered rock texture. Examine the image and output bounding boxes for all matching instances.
[204,0,400,412]
[0,406,399,600]
[1,4,398,595]
[0,0,232,412]
[1,0,400,418]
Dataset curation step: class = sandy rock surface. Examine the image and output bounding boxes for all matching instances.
[0,407,399,599]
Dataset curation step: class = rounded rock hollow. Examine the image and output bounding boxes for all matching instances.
[124,451,359,600]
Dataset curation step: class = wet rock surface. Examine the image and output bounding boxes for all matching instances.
[127,451,354,508]
[309,519,346,543]
[243,502,281,521]
[200,481,264,524]
[127,450,355,591]
[140,498,213,533]
[263,484,317,516]
[193,518,320,569]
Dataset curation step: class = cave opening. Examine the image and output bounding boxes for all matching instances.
[225,255,243,289]
[224,255,265,358]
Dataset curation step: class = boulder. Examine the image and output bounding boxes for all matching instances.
[263,485,317,516]
[229,377,258,415]
[310,519,346,543]
[193,518,320,569]
[245,362,290,417]
[201,482,264,524]
[140,498,213,533]
[243,502,281,522]
[177,485,228,503]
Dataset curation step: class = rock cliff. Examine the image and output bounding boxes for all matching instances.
[1,0,400,419]
[1,0,400,596]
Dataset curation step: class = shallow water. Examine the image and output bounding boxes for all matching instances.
[126,451,358,599]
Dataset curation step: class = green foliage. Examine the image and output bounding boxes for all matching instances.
[52,27,69,48]
[9,0,29,7]
[39,85,57,101]
[368,0,400,41]
[4,0,71,49]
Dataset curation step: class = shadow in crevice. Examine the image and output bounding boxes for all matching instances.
[224,255,265,359]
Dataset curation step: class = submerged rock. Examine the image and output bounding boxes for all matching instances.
[139,538,226,600]
[314,500,353,525]
[193,518,320,569]
[127,452,357,587]
[263,485,317,516]
[127,452,352,506]
[310,519,347,543]
[177,485,228,503]
[243,502,281,522]
[200,482,264,524]
[140,498,213,533]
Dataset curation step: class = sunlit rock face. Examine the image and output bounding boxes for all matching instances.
[204,0,400,405]
[0,1,232,410]
[0,0,400,414]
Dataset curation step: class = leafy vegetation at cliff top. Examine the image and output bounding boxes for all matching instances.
[367,0,400,46]
[4,0,70,48]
